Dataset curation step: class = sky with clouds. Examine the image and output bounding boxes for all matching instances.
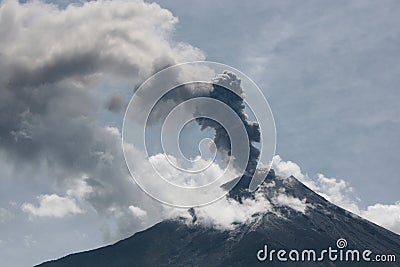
[0,1,399,266]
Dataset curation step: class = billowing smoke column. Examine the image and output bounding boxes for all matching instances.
[196,71,261,174]
[124,61,275,206]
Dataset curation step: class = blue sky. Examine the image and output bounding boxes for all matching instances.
[0,1,399,266]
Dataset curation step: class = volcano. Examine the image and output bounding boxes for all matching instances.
[37,170,399,266]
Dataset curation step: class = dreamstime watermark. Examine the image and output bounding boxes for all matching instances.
[257,238,396,263]
[122,61,276,207]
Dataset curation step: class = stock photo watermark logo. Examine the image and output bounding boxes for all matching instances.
[122,61,276,207]
[257,238,396,263]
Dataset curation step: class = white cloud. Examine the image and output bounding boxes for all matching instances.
[20,174,93,219]
[271,193,307,214]
[272,155,304,180]
[148,153,239,187]
[273,155,400,234]
[360,202,400,235]
[164,181,309,230]
[65,174,93,200]
[165,190,273,230]
[22,194,83,218]
[123,141,241,207]
[128,205,147,219]
[308,174,360,214]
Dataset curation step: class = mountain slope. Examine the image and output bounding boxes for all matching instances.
[37,172,400,266]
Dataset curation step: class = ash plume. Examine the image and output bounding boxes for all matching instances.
[196,71,261,174]
[152,70,262,174]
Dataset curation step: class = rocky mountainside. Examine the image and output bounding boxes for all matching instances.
[37,171,400,266]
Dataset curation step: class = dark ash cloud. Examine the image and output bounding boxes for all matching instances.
[196,71,261,174]
[106,94,125,113]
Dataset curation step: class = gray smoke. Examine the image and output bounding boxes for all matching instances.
[150,71,261,173]
[196,71,261,174]
[106,94,126,113]
[0,0,204,241]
